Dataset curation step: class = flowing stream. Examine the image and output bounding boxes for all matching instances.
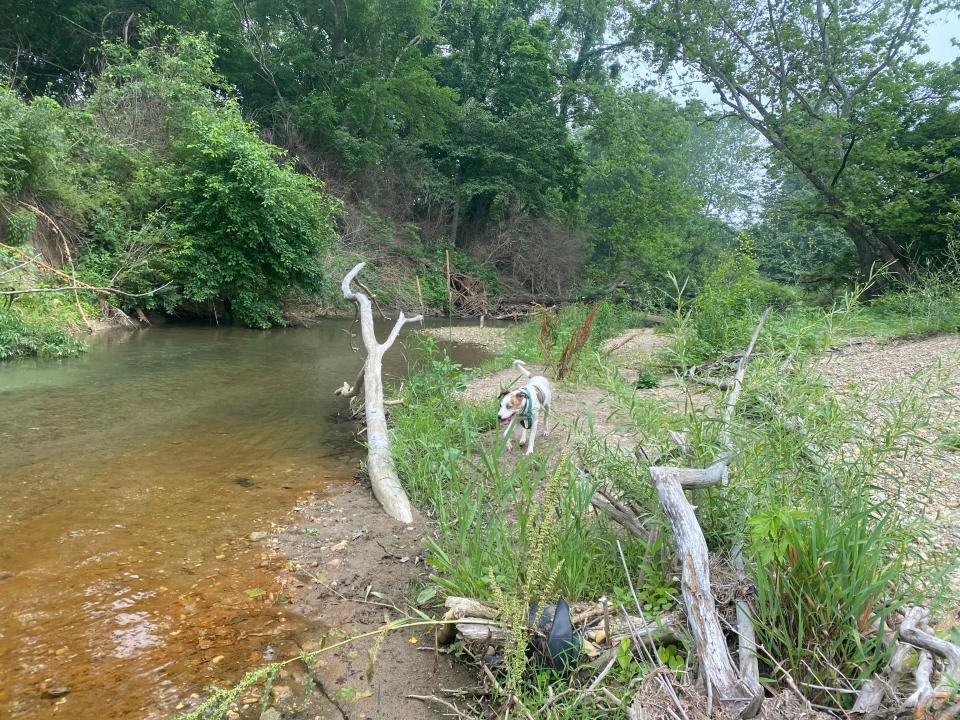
[0,321,487,720]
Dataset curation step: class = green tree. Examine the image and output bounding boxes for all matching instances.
[631,0,960,280]
[581,89,723,295]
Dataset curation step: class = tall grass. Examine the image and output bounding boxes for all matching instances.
[495,301,645,379]
[391,338,670,604]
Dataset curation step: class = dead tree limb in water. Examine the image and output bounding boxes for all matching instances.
[341,262,421,524]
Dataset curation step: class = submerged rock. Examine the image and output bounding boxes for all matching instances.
[259,707,281,720]
[249,531,269,541]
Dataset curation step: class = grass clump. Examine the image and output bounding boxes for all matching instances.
[392,337,673,605]
[0,302,86,359]
[496,300,645,379]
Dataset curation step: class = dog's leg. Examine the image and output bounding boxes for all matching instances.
[502,423,514,451]
[542,405,550,435]
[525,415,538,455]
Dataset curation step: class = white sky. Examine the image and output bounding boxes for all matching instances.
[925,12,960,64]
[636,10,960,106]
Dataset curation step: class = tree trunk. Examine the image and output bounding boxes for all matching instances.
[842,216,910,285]
[340,263,422,524]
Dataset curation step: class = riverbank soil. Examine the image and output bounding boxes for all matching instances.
[223,327,960,719]
[229,480,474,720]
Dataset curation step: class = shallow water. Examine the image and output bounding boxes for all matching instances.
[0,321,486,719]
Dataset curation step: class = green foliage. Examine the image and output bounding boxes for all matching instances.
[632,0,960,276]
[634,364,660,389]
[0,90,72,202]
[166,106,340,327]
[500,301,642,377]
[582,88,727,297]
[0,305,85,359]
[667,254,773,366]
[748,491,910,698]
[845,231,960,340]
[2,30,341,331]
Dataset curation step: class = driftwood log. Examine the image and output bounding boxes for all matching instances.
[640,309,771,718]
[340,262,421,523]
[897,605,960,712]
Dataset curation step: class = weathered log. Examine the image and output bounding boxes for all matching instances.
[444,596,498,619]
[341,263,421,523]
[898,605,960,707]
[651,467,761,718]
[453,619,512,646]
[903,650,934,716]
[654,462,729,489]
[852,642,914,714]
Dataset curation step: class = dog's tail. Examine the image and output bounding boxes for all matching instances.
[512,359,531,378]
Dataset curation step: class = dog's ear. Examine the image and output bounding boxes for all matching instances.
[497,389,510,399]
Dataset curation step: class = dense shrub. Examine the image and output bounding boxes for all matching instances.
[166,108,340,327]
[2,30,342,332]
[0,306,85,359]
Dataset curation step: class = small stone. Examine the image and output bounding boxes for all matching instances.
[249,531,268,541]
[326,558,341,569]
[41,686,69,699]
[271,684,294,705]
[260,707,281,720]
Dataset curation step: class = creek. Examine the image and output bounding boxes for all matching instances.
[0,320,487,719]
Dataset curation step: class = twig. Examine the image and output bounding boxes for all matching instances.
[0,282,173,298]
[18,202,91,330]
[567,653,617,712]
[357,278,392,321]
[407,694,474,719]
[720,307,772,457]
[0,254,42,278]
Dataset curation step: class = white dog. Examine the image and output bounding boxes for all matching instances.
[498,360,552,455]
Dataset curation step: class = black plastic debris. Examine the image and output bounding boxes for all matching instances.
[528,598,581,671]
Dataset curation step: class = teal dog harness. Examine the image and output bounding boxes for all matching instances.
[517,386,544,429]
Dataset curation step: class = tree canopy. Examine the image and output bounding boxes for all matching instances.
[1,0,958,320]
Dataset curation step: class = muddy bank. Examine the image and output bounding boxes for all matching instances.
[212,479,473,720]
[416,325,510,352]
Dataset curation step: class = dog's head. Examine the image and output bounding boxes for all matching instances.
[498,390,524,427]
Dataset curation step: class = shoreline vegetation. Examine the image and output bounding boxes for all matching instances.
[2,2,959,718]
[176,257,960,720]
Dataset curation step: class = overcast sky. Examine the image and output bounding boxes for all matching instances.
[925,12,960,64]
[639,11,959,106]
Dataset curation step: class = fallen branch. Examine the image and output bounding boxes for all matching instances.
[898,605,960,708]
[852,642,914,713]
[651,468,761,718]
[341,262,421,523]
[642,309,771,718]
[0,282,173,298]
[903,650,934,716]
[720,307,772,458]
[334,363,365,398]
[589,488,648,537]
